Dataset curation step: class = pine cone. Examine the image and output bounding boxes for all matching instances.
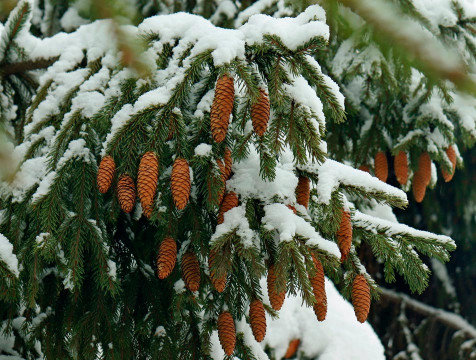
[138,152,159,217]
[224,147,233,180]
[296,176,310,209]
[336,209,352,262]
[412,170,427,203]
[249,299,267,342]
[374,151,388,182]
[210,74,235,143]
[310,255,327,321]
[359,165,370,173]
[157,237,177,279]
[209,250,226,293]
[418,152,432,186]
[181,252,200,292]
[251,89,270,136]
[217,311,236,356]
[352,274,371,323]
[442,146,456,182]
[267,264,285,311]
[394,151,408,185]
[117,174,136,213]
[171,158,191,210]
[97,155,116,193]
[217,192,239,224]
[284,339,300,359]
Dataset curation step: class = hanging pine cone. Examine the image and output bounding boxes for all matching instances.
[374,151,388,182]
[137,152,159,217]
[217,191,239,224]
[251,89,270,136]
[359,165,370,173]
[442,146,456,182]
[310,254,327,321]
[418,152,432,186]
[284,339,300,359]
[171,158,191,210]
[296,176,310,209]
[209,250,226,293]
[181,252,200,292]
[117,174,136,213]
[394,151,408,185]
[157,237,177,279]
[412,170,427,203]
[352,274,371,323]
[249,299,266,342]
[210,74,235,143]
[217,311,236,356]
[97,155,116,193]
[267,264,285,311]
[224,147,232,180]
[336,209,352,262]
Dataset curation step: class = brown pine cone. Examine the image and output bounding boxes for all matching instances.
[394,151,408,185]
[137,152,159,217]
[296,176,310,209]
[217,311,236,356]
[267,264,285,311]
[358,165,370,173]
[209,250,226,293]
[251,89,270,136]
[157,237,177,279]
[224,147,232,180]
[97,155,116,193]
[412,169,427,203]
[374,151,388,182]
[117,174,136,213]
[336,209,352,262]
[181,252,200,292]
[310,254,327,321]
[284,339,300,359]
[210,74,235,143]
[442,146,456,182]
[217,192,239,224]
[249,299,267,342]
[171,158,191,210]
[352,274,371,323]
[418,152,432,186]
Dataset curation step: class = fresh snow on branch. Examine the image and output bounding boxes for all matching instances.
[0,233,19,277]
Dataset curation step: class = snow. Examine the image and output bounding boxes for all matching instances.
[107,260,117,280]
[194,143,212,157]
[60,8,89,32]
[301,159,408,205]
[32,171,56,203]
[284,75,325,129]
[353,209,455,247]
[211,205,256,248]
[261,277,385,360]
[8,156,48,203]
[0,234,19,277]
[57,139,92,169]
[227,147,298,203]
[139,5,328,66]
[262,204,340,258]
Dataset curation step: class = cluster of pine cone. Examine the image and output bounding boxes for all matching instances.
[295,175,370,324]
[361,146,457,202]
[97,153,192,215]
[210,74,270,143]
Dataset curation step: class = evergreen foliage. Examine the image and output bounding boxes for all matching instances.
[0,0,474,359]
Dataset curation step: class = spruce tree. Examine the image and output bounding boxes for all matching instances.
[0,0,474,359]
